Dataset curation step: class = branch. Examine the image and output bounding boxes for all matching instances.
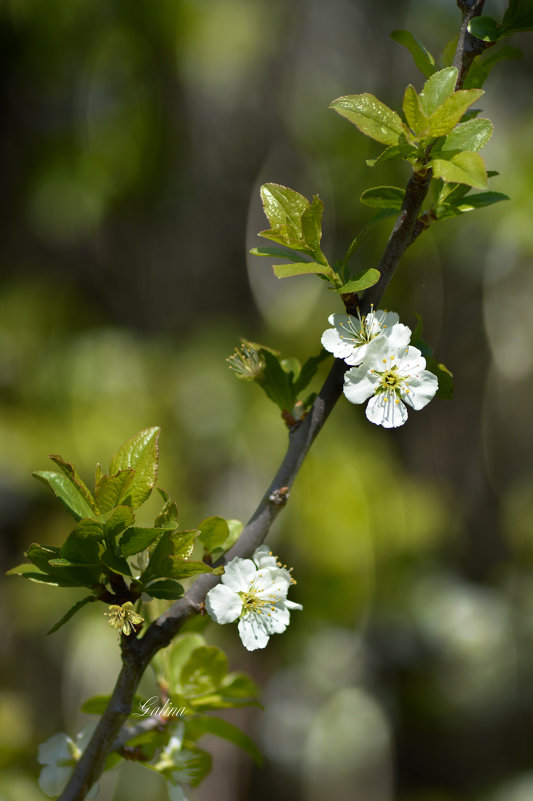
[58,8,487,799]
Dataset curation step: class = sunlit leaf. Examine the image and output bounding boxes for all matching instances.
[330,93,405,145]
[109,427,160,508]
[419,67,457,116]
[391,29,436,78]
[431,151,488,189]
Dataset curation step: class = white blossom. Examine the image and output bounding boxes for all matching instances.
[38,725,98,798]
[205,547,302,651]
[321,309,410,366]
[343,337,438,428]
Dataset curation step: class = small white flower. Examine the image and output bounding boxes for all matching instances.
[205,547,302,651]
[321,309,410,366]
[38,725,99,798]
[343,337,438,428]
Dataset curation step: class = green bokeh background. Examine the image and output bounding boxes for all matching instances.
[1,1,533,799]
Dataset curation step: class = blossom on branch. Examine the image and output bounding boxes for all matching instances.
[343,337,438,428]
[205,546,302,651]
[321,309,410,366]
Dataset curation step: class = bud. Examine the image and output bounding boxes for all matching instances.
[226,341,265,381]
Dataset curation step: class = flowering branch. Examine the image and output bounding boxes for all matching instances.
[58,5,488,799]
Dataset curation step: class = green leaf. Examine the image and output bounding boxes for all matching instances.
[61,521,103,564]
[338,268,381,294]
[428,88,484,137]
[468,16,500,42]
[260,183,309,232]
[210,519,243,562]
[272,261,336,282]
[330,94,405,145]
[463,45,522,89]
[186,716,263,765]
[143,579,184,600]
[390,29,436,78]
[104,506,136,539]
[25,543,100,587]
[47,596,94,635]
[100,548,132,578]
[300,194,324,256]
[180,646,228,697]
[402,85,430,137]
[256,349,295,411]
[419,67,458,116]
[431,151,488,189]
[49,455,97,512]
[5,563,83,587]
[292,350,329,397]
[95,469,135,513]
[81,694,145,716]
[456,191,509,210]
[165,634,207,692]
[360,186,405,211]
[439,118,493,153]
[108,427,160,509]
[190,672,262,710]
[501,0,533,34]
[366,143,417,167]
[141,530,210,584]
[119,526,166,557]
[198,517,230,554]
[249,245,310,262]
[33,471,95,521]
[154,489,179,530]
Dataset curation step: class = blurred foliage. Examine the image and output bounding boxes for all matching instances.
[1,1,533,800]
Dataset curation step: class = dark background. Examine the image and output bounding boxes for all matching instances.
[1,1,533,800]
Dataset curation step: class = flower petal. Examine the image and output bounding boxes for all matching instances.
[238,616,271,651]
[366,394,408,428]
[403,369,438,410]
[38,733,73,766]
[284,599,303,611]
[39,765,73,797]
[262,603,290,634]
[343,367,378,405]
[220,558,257,591]
[205,585,243,623]
[252,545,278,570]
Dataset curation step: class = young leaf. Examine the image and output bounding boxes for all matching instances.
[501,0,533,35]
[428,89,485,137]
[119,527,166,557]
[190,672,262,710]
[338,268,380,294]
[47,596,95,635]
[180,646,229,697]
[100,549,133,578]
[419,67,458,116]
[210,519,243,562]
[5,563,83,587]
[165,634,207,692]
[292,350,329,397]
[198,517,230,554]
[256,349,296,411]
[95,469,135,513]
[300,194,324,256]
[49,455,97,511]
[360,186,405,210]
[260,183,309,233]
[402,85,430,137]
[463,45,522,89]
[272,261,338,283]
[456,191,509,210]
[33,471,95,521]
[439,118,493,153]
[468,16,501,42]
[143,579,184,600]
[431,151,488,189]
[141,530,211,584]
[154,489,179,530]
[104,506,136,539]
[186,716,263,765]
[81,694,145,715]
[108,427,160,509]
[390,29,436,78]
[249,245,312,262]
[330,94,405,145]
[61,522,103,564]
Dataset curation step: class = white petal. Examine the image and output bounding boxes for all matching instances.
[262,603,290,634]
[38,733,73,766]
[167,779,189,801]
[321,327,357,362]
[385,322,411,349]
[252,545,278,569]
[238,616,271,650]
[366,394,408,428]
[220,558,257,591]
[39,765,73,797]
[205,585,243,623]
[343,368,378,405]
[284,600,303,611]
[403,369,438,410]
[254,567,291,600]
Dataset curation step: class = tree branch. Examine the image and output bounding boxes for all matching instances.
[58,6,488,798]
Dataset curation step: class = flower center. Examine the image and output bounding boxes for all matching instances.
[238,578,282,619]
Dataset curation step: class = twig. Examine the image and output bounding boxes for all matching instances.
[58,5,486,798]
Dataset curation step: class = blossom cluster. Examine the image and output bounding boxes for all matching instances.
[205,545,302,651]
[321,309,438,428]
